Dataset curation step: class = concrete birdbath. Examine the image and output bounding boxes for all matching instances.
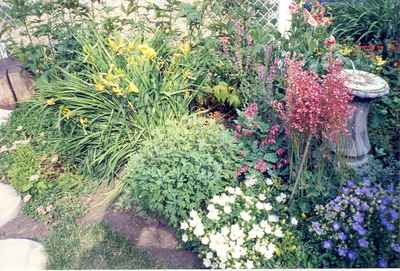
[339,69,390,169]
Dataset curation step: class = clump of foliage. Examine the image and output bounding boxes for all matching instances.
[311,179,400,268]
[121,116,242,227]
[327,0,400,46]
[180,175,302,269]
[36,27,209,180]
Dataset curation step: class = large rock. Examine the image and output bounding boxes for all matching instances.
[0,239,47,270]
[0,109,12,126]
[0,183,21,227]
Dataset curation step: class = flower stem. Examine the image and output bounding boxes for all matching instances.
[290,134,312,203]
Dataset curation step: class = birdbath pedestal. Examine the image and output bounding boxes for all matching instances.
[339,69,390,169]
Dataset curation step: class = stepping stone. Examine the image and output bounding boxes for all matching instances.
[0,239,47,270]
[0,109,12,126]
[0,183,21,228]
[0,214,49,240]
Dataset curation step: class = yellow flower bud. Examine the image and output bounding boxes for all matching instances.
[127,82,139,93]
[46,98,56,106]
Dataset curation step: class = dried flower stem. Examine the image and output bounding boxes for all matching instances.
[290,134,312,203]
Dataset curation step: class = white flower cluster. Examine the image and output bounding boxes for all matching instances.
[180,177,298,269]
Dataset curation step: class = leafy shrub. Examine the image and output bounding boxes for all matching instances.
[179,175,300,268]
[311,179,400,268]
[121,117,242,227]
[37,28,208,180]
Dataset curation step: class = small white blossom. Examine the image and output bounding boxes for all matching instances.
[182,234,188,242]
[258,194,266,201]
[180,222,189,230]
[265,178,273,185]
[240,211,251,222]
[203,258,211,268]
[193,224,205,237]
[245,260,254,269]
[29,174,40,182]
[275,193,287,203]
[201,236,210,245]
[223,205,232,214]
[268,214,279,223]
[255,202,264,210]
[263,203,273,211]
[274,226,284,238]
[245,176,257,187]
[291,217,298,226]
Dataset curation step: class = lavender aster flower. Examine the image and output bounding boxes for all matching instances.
[347,250,358,261]
[347,180,355,188]
[312,222,323,235]
[352,223,367,235]
[353,212,364,223]
[323,240,333,249]
[341,187,350,195]
[338,232,347,241]
[391,243,400,253]
[337,247,348,257]
[389,209,398,221]
[363,179,371,186]
[332,222,340,231]
[378,258,388,268]
[358,238,369,248]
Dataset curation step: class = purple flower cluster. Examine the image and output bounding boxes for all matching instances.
[311,179,400,267]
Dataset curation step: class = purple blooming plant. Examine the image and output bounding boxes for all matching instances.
[310,179,400,267]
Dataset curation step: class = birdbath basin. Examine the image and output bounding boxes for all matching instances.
[339,69,389,168]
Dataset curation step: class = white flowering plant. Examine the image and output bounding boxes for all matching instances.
[179,175,300,269]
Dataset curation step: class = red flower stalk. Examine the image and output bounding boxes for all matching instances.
[274,57,353,142]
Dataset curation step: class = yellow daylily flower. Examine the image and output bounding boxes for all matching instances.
[179,42,191,56]
[138,44,157,60]
[372,55,386,66]
[95,80,105,92]
[112,86,123,96]
[108,36,125,54]
[128,101,134,110]
[62,107,72,119]
[46,98,56,106]
[126,42,136,53]
[127,82,139,93]
[80,117,88,126]
[339,47,352,56]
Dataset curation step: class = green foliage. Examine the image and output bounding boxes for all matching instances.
[36,27,208,180]
[328,0,400,44]
[7,144,39,192]
[121,116,242,227]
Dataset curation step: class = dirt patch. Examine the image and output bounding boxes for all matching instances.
[0,213,48,241]
[104,207,203,269]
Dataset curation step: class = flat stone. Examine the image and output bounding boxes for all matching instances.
[0,183,21,228]
[0,109,12,125]
[0,214,49,240]
[0,239,47,270]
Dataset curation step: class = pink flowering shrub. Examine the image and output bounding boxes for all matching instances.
[274,57,353,142]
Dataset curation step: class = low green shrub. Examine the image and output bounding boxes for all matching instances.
[121,117,242,227]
